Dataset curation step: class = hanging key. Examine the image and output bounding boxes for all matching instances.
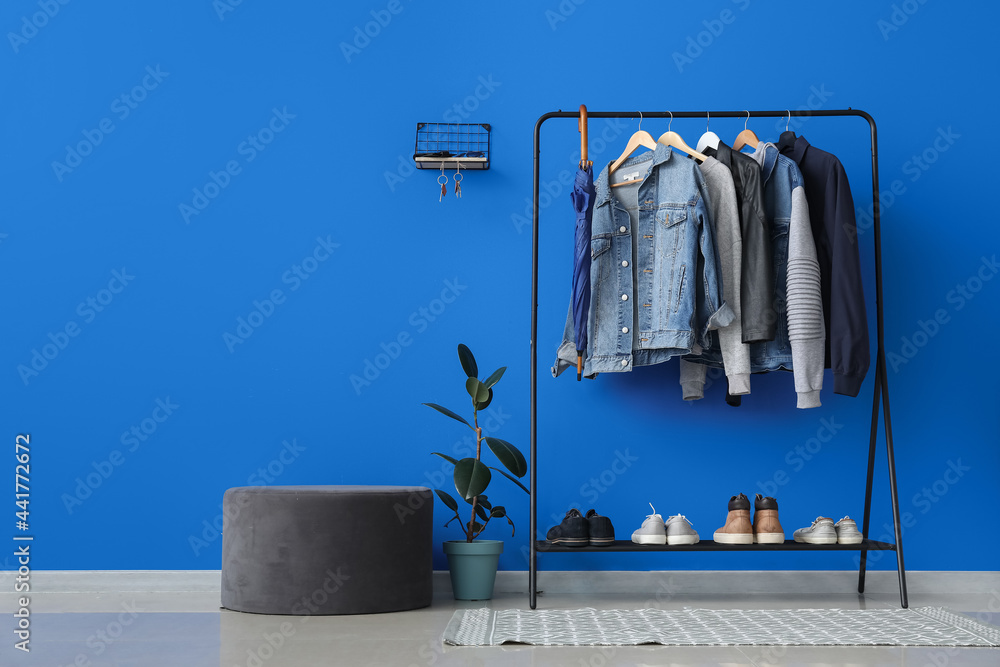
[438,173,448,203]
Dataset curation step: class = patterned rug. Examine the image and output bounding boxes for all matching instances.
[443,607,1000,647]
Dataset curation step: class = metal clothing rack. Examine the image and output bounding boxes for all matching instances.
[528,108,907,609]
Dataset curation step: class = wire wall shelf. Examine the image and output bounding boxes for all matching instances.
[413,122,491,170]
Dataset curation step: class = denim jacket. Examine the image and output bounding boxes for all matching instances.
[683,142,825,408]
[553,144,733,377]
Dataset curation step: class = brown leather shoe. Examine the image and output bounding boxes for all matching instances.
[753,494,785,544]
[712,493,752,544]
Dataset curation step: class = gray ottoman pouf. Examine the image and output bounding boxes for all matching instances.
[221,485,432,615]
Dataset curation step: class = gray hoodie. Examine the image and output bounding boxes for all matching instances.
[680,156,751,399]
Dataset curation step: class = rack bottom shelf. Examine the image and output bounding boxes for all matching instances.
[535,539,897,553]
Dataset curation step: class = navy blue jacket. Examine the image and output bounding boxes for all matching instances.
[778,133,869,396]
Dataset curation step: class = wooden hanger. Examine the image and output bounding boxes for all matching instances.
[732,110,760,152]
[657,111,707,162]
[608,112,657,176]
[579,104,592,169]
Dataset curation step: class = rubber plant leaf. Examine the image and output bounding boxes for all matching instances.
[457,344,478,378]
[483,366,507,388]
[485,437,528,478]
[465,377,490,404]
[435,489,459,512]
[454,458,491,500]
[423,403,471,428]
[488,466,530,494]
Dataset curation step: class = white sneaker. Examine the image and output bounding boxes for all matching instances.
[792,517,838,544]
[835,516,863,544]
[631,503,666,545]
[665,514,699,545]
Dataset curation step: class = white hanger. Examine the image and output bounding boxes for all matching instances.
[696,111,721,153]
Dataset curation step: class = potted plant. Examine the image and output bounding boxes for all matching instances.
[424,343,528,600]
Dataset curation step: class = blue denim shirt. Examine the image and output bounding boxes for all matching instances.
[553,144,733,377]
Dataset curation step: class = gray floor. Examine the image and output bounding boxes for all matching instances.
[2,571,998,666]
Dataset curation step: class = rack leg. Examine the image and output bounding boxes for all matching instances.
[530,543,537,609]
[879,352,908,608]
[858,363,882,595]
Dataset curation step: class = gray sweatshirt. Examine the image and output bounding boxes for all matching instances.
[751,142,825,409]
[680,156,751,399]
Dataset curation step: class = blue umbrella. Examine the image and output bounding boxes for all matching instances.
[571,106,596,381]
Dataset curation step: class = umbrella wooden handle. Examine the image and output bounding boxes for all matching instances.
[579,104,589,168]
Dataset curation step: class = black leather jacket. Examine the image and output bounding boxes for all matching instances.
[704,141,776,343]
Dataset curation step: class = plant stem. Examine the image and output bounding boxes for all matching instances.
[468,408,482,543]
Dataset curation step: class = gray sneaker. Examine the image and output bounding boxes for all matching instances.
[835,516,863,544]
[792,517,838,544]
[631,503,666,545]
[665,514,699,545]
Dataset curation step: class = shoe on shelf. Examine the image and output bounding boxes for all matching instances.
[546,508,589,547]
[713,493,753,545]
[585,509,615,546]
[835,516,863,544]
[631,503,666,545]
[792,516,838,544]
[665,514,700,545]
[752,494,785,544]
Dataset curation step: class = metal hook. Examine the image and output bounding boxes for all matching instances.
[706,111,710,131]
[785,110,791,131]
[637,110,643,131]
[667,111,673,133]
[743,110,751,131]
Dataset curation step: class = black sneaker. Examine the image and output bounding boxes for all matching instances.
[585,509,615,546]
[546,509,589,547]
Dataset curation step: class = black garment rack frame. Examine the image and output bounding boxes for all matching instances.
[528,108,907,609]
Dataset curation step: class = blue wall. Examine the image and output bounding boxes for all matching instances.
[2,0,997,574]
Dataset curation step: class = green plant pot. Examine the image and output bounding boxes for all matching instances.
[442,540,503,601]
